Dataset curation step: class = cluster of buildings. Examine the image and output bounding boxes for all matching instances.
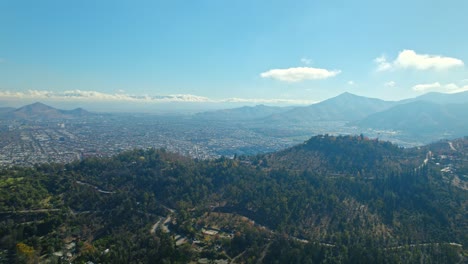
[0,115,294,167]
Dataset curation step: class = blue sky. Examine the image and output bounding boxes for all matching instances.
[1,0,468,110]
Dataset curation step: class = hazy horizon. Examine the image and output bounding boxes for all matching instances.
[2,1,468,110]
[3,89,468,114]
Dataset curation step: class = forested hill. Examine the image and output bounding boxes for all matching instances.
[262,134,422,175]
[1,135,467,263]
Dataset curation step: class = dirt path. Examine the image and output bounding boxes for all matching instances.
[230,250,246,264]
[0,209,60,214]
[256,242,272,264]
[150,218,162,234]
[448,141,457,151]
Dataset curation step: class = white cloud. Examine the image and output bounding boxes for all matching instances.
[443,84,468,93]
[375,50,464,71]
[384,81,396,87]
[375,56,392,72]
[0,90,212,103]
[62,90,212,102]
[412,82,442,91]
[412,82,468,93]
[0,90,314,105]
[300,57,312,65]
[224,97,315,104]
[260,67,341,82]
[396,50,464,70]
[347,80,355,85]
[444,83,459,90]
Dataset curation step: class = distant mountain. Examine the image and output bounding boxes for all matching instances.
[352,101,468,140]
[62,107,89,117]
[10,102,62,119]
[265,92,395,124]
[0,107,15,114]
[2,102,91,120]
[194,104,292,121]
[403,91,468,104]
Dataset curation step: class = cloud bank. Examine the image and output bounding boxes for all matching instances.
[0,90,314,105]
[375,50,464,71]
[412,82,468,93]
[260,67,341,82]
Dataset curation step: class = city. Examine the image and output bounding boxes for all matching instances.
[0,114,301,167]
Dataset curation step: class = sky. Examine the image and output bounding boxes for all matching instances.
[1,0,468,111]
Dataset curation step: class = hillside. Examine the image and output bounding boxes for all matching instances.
[0,136,466,263]
[262,134,420,174]
[352,101,468,141]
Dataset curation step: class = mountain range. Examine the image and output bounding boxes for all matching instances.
[3,91,468,145]
[197,91,468,123]
[196,91,468,143]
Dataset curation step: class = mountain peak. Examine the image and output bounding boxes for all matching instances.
[30,102,49,106]
[320,92,390,106]
[15,102,58,113]
[332,92,383,101]
[20,102,55,109]
[331,92,361,100]
[65,107,90,116]
[339,91,354,96]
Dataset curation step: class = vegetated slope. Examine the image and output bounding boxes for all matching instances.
[261,134,418,174]
[265,92,395,124]
[352,101,468,140]
[0,136,466,263]
[246,136,466,245]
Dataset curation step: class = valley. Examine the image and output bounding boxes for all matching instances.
[2,91,468,168]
